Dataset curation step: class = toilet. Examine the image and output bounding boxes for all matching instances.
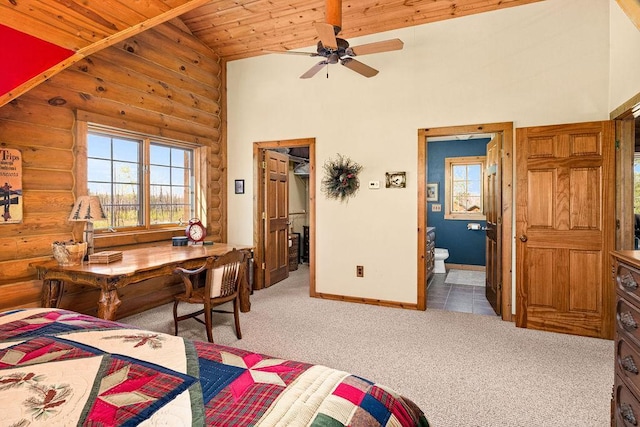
[433,248,449,274]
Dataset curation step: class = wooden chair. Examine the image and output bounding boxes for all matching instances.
[172,249,247,343]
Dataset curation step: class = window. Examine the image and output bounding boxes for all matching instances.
[445,156,486,220]
[86,126,196,231]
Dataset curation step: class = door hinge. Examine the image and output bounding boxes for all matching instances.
[261,262,266,270]
[498,282,502,291]
[615,140,620,150]
[616,219,621,230]
[262,161,266,169]
[262,212,266,220]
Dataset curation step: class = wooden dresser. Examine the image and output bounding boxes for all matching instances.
[611,251,640,426]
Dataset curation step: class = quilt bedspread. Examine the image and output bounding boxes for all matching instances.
[0,308,428,426]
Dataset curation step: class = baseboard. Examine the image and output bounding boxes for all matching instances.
[313,292,420,310]
[445,263,486,271]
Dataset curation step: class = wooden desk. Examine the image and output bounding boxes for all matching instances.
[33,243,253,321]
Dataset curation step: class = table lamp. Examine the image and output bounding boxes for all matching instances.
[68,195,107,257]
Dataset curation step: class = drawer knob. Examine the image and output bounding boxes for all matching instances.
[623,355,639,374]
[621,312,639,330]
[623,273,639,291]
[622,403,638,425]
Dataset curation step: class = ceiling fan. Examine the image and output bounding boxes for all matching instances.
[273,0,404,79]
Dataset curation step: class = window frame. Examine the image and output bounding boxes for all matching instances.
[75,114,207,241]
[444,155,487,221]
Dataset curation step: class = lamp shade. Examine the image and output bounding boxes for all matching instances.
[68,196,107,222]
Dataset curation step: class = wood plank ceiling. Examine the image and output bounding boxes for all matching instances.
[11,0,640,107]
[180,0,543,61]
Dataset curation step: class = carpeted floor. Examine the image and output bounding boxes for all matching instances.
[121,264,613,427]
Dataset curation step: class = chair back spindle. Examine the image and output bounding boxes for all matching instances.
[173,249,247,343]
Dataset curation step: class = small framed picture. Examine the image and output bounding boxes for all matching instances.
[385,171,406,188]
[427,183,439,202]
[234,179,244,194]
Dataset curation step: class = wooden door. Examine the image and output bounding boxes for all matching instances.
[264,150,289,287]
[515,121,615,339]
[485,134,501,315]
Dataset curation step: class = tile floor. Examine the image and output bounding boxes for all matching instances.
[427,270,497,316]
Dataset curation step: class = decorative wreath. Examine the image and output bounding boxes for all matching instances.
[321,154,363,202]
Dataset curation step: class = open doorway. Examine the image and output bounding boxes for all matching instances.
[417,123,514,321]
[253,138,316,295]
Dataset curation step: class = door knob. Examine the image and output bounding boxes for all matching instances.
[519,235,528,242]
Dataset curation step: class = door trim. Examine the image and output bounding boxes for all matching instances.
[253,138,316,294]
[417,122,513,321]
[611,91,640,251]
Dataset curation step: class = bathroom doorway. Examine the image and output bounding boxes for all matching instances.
[417,122,514,322]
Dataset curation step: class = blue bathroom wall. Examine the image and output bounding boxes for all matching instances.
[427,138,490,266]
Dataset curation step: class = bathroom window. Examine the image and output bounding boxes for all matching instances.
[444,156,486,220]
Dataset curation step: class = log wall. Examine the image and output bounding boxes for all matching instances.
[0,22,223,319]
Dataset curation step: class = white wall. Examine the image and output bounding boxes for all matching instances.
[227,0,623,305]
[289,166,308,235]
[610,0,640,111]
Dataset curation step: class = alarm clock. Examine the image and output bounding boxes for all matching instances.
[185,218,206,243]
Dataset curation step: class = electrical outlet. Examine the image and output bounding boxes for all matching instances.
[368,181,380,189]
[356,265,364,277]
[431,204,442,212]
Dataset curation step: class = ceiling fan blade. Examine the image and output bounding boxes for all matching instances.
[300,61,329,79]
[263,50,319,57]
[314,22,338,50]
[349,39,404,56]
[341,58,379,78]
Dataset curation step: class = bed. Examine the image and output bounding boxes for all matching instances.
[0,308,428,426]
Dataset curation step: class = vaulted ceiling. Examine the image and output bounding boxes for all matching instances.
[2,0,639,108]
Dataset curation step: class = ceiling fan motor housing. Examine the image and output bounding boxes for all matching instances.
[316,38,350,57]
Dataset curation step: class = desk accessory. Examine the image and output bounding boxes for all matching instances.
[51,241,87,266]
[172,236,188,246]
[185,218,206,243]
[88,250,122,264]
[68,195,107,258]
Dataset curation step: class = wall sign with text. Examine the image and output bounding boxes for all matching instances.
[0,148,23,223]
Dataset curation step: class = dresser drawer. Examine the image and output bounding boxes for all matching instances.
[618,299,640,348]
[615,375,640,426]
[617,263,640,307]
[618,336,640,399]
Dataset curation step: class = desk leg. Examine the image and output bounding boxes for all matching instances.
[41,279,64,308]
[98,288,122,321]
[240,274,251,313]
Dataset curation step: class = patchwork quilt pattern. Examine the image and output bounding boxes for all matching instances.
[0,308,428,426]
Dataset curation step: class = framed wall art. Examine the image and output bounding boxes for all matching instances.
[385,171,406,188]
[234,179,245,194]
[426,183,439,202]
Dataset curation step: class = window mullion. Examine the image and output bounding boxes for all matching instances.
[143,138,151,230]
